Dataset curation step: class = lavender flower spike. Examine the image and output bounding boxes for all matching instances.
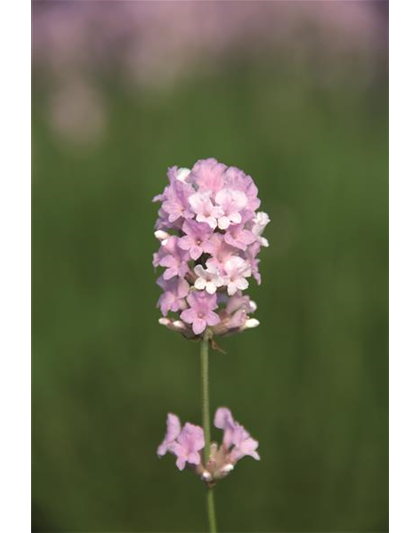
[153,158,269,339]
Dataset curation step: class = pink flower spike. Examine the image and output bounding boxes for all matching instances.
[180,291,220,335]
[153,159,269,339]
[157,413,182,457]
[215,188,248,230]
[171,423,205,471]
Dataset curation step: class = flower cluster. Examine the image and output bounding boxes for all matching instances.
[157,408,260,485]
[153,158,270,338]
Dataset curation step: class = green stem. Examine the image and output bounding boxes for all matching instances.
[200,331,217,533]
[207,489,217,533]
[201,331,212,462]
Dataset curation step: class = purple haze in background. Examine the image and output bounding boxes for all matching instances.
[32,0,388,144]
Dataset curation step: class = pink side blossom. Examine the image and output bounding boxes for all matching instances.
[157,415,205,471]
[157,407,260,482]
[229,425,261,462]
[214,407,260,463]
[171,423,205,471]
[157,413,182,457]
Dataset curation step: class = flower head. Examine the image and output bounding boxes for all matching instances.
[153,158,269,339]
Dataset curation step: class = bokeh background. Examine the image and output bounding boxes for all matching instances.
[32,1,389,532]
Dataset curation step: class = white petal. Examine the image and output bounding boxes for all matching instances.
[215,188,229,205]
[207,216,218,229]
[225,256,245,273]
[206,283,217,294]
[201,471,212,482]
[195,278,207,290]
[176,168,191,182]
[232,190,248,210]
[236,278,249,291]
[245,318,260,329]
[230,212,242,225]
[194,264,207,278]
[220,464,234,474]
[155,230,170,241]
[206,263,219,275]
[188,192,203,213]
[218,216,230,230]
[227,282,237,296]
[214,276,224,287]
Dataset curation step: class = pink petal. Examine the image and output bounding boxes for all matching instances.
[206,311,220,326]
[192,318,206,335]
[180,308,196,324]
[175,456,187,471]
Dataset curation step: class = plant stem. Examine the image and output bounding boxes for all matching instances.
[207,489,217,533]
[201,331,212,462]
[201,331,217,533]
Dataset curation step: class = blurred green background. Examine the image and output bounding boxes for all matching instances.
[32,2,388,532]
